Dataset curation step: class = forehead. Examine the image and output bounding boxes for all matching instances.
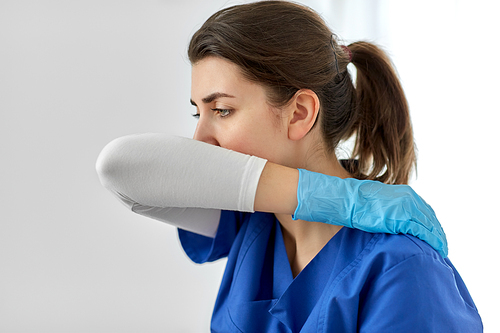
[191,57,260,99]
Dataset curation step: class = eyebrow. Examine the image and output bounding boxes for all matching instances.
[190,92,235,106]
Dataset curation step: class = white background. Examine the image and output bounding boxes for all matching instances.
[1,0,497,332]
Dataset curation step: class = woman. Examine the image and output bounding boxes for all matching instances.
[96,1,482,331]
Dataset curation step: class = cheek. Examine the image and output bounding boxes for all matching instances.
[218,107,287,160]
[221,131,263,156]
[226,129,284,162]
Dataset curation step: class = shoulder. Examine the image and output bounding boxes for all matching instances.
[338,228,450,285]
[339,230,483,331]
[371,231,442,262]
[348,230,476,309]
[326,228,450,294]
[339,228,442,270]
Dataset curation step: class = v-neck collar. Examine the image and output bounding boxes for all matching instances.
[225,214,376,332]
[269,221,346,331]
[272,222,294,298]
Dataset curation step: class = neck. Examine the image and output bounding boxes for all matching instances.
[288,128,352,178]
[277,136,350,277]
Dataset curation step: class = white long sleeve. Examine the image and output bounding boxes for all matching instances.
[108,188,222,238]
[95,134,267,237]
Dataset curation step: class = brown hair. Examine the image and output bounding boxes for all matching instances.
[188,0,415,184]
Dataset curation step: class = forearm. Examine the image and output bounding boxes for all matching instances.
[254,162,299,214]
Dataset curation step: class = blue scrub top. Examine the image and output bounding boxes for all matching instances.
[178,211,482,332]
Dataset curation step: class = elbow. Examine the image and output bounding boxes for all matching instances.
[95,136,134,191]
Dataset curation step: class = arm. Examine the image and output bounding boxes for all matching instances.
[96,134,447,256]
[95,133,267,237]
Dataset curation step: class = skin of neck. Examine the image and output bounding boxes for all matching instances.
[276,126,351,277]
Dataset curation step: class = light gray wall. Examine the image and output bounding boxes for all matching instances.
[1,0,496,331]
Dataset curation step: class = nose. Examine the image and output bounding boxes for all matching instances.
[193,115,219,146]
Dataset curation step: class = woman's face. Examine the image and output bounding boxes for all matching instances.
[191,56,292,164]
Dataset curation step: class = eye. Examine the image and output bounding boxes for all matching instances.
[211,108,232,117]
[191,113,200,119]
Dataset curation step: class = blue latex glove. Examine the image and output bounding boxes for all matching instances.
[293,169,448,257]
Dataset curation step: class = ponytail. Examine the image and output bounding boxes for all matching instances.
[347,42,416,184]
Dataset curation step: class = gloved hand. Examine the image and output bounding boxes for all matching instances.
[293,169,448,257]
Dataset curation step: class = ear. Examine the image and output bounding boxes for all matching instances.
[287,89,320,141]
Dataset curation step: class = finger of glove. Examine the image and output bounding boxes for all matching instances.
[355,182,448,257]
